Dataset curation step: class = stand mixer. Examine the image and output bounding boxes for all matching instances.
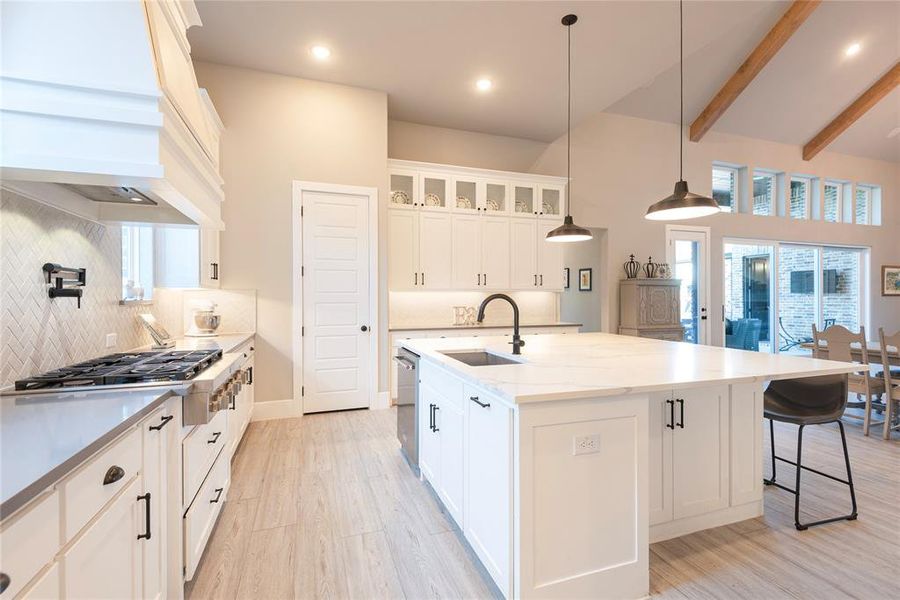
[185,300,222,337]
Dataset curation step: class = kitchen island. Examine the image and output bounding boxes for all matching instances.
[401,332,858,600]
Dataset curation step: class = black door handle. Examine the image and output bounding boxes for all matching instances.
[361,325,368,332]
[137,493,151,540]
[470,396,490,408]
[665,399,675,429]
[149,415,173,431]
[103,465,125,485]
[208,431,222,444]
[210,487,224,504]
[676,399,685,428]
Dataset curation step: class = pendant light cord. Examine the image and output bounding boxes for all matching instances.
[679,0,684,182]
[567,19,572,215]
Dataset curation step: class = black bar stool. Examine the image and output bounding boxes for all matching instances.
[763,373,858,530]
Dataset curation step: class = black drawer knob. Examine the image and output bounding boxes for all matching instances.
[0,573,10,594]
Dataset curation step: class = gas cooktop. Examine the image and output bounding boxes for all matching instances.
[14,349,223,391]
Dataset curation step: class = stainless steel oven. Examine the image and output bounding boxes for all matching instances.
[394,348,419,474]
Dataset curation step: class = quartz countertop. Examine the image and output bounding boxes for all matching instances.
[134,332,254,354]
[0,386,177,520]
[390,322,581,332]
[402,332,859,404]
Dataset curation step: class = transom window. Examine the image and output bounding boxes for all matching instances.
[789,177,810,220]
[752,171,775,216]
[855,185,878,225]
[712,166,738,213]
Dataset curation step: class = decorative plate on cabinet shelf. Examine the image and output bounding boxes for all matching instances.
[515,200,528,213]
[542,201,555,214]
[487,199,500,211]
[424,193,442,207]
[391,190,411,205]
[456,196,472,209]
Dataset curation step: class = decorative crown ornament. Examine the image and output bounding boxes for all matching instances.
[644,257,658,279]
[624,254,641,279]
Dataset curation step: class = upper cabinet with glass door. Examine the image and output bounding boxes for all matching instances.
[420,172,451,211]
[390,170,419,210]
[538,185,564,219]
[453,177,480,213]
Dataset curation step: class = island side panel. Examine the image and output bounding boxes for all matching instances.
[515,394,650,600]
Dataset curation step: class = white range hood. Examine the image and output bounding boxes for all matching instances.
[0,0,224,228]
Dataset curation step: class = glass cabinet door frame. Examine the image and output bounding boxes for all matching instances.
[451,175,481,213]
[418,171,452,212]
[537,184,566,219]
[389,168,420,210]
[480,179,512,215]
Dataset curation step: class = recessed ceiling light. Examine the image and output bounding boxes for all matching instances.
[845,42,861,57]
[310,45,331,60]
[475,78,493,92]
[129,197,143,203]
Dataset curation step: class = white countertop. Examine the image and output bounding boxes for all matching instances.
[402,332,859,404]
[390,322,581,332]
[0,386,177,519]
[134,332,254,354]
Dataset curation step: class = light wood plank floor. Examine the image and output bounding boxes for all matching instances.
[187,409,898,600]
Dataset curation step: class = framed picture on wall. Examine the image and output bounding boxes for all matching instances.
[564,268,570,289]
[578,268,592,292]
[883,265,900,296]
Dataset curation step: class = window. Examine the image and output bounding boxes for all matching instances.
[752,171,775,216]
[823,182,841,223]
[855,184,880,225]
[122,224,154,301]
[712,166,737,212]
[789,177,810,219]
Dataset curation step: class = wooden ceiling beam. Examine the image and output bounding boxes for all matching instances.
[689,0,821,142]
[802,62,900,161]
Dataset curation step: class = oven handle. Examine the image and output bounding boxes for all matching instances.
[393,356,416,371]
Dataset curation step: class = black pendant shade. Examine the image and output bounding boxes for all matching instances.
[545,14,592,243]
[645,0,718,222]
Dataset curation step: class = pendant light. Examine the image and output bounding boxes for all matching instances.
[546,14,593,243]
[645,0,719,221]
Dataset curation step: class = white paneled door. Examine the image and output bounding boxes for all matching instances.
[301,189,373,413]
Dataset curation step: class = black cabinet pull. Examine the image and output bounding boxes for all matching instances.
[208,431,222,444]
[414,272,418,286]
[210,487,224,504]
[248,366,253,385]
[676,399,685,428]
[149,415,173,431]
[470,396,490,408]
[533,274,537,286]
[230,392,236,411]
[0,572,10,594]
[137,493,151,540]
[103,465,125,485]
[665,399,675,429]
[422,272,425,286]
[428,403,434,431]
[432,405,439,432]
[361,325,369,332]
[540,274,543,286]
[477,273,481,286]
[483,273,487,286]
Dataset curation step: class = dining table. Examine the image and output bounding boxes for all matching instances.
[801,340,900,367]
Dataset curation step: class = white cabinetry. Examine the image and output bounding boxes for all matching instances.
[200,229,221,288]
[389,160,567,292]
[142,406,172,600]
[649,386,731,528]
[464,386,513,598]
[155,226,221,289]
[63,477,143,599]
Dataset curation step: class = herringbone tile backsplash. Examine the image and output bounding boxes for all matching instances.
[0,189,151,388]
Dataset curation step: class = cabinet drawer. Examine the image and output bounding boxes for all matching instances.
[0,490,59,598]
[183,449,230,581]
[183,409,228,507]
[419,361,463,409]
[63,428,140,542]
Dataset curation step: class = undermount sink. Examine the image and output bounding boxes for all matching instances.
[440,350,522,367]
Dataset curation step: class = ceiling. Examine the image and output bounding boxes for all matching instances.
[190,1,900,162]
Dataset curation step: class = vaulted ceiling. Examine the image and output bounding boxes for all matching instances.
[190,1,900,162]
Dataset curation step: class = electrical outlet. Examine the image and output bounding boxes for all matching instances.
[573,433,601,456]
[105,333,117,348]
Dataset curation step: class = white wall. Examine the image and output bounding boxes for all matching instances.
[530,111,900,344]
[389,120,550,173]
[561,228,608,332]
[194,62,389,405]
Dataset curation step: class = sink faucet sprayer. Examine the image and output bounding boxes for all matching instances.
[476,294,525,355]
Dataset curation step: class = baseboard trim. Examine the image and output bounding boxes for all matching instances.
[250,399,300,421]
[649,500,764,543]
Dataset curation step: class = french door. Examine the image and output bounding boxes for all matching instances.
[666,226,711,345]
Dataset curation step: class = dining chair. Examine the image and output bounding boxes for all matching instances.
[877,328,900,440]
[812,324,885,436]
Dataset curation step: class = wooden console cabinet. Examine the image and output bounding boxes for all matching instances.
[618,279,684,341]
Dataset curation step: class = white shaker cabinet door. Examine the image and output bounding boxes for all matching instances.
[142,407,172,600]
[481,216,511,290]
[63,478,143,600]
[388,209,420,290]
[537,220,564,290]
[509,218,538,289]
[451,213,482,289]
[464,387,513,598]
[672,386,730,519]
[199,229,220,289]
[437,398,465,526]
[418,212,452,289]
